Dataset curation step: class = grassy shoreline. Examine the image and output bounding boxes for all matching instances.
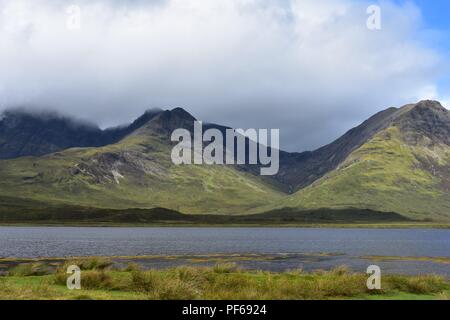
[363,256,450,265]
[0,252,341,264]
[1,257,449,300]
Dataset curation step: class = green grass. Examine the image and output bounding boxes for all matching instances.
[0,259,448,300]
[0,134,282,215]
[7,263,53,277]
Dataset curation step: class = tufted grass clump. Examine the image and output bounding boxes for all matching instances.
[59,257,113,272]
[1,260,448,300]
[8,263,52,277]
[385,274,447,294]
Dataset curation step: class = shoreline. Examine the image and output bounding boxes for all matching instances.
[2,253,450,278]
[2,252,450,264]
[0,222,449,229]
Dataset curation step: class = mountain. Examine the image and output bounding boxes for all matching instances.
[0,100,448,221]
[274,107,401,191]
[0,108,163,159]
[0,107,282,214]
[271,100,450,221]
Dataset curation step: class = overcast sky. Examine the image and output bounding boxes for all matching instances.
[0,0,449,151]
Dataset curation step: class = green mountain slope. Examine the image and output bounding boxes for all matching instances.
[0,110,282,215]
[0,100,448,221]
[273,101,450,221]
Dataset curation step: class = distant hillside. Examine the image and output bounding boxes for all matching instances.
[274,107,401,191]
[272,101,450,221]
[0,195,408,225]
[0,108,282,215]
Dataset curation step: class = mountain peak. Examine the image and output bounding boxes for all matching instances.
[130,107,196,137]
[396,100,448,119]
[169,107,197,121]
[392,100,450,145]
[413,100,447,111]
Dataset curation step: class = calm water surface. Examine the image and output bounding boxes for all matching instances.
[0,227,449,275]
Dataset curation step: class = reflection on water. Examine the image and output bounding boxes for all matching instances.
[0,227,449,276]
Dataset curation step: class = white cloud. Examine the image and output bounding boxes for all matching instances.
[0,0,445,151]
[416,85,439,101]
[441,98,450,109]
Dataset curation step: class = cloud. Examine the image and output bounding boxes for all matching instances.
[0,0,445,151]
[441,98,450,109]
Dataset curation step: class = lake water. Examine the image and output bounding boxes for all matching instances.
[0,227,449,276]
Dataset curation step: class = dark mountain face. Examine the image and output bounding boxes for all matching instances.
[131,107,197,137]
[393,100,450,145]
[0,108,163,159]
[0,106,202,160]
[0,110,103,159]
